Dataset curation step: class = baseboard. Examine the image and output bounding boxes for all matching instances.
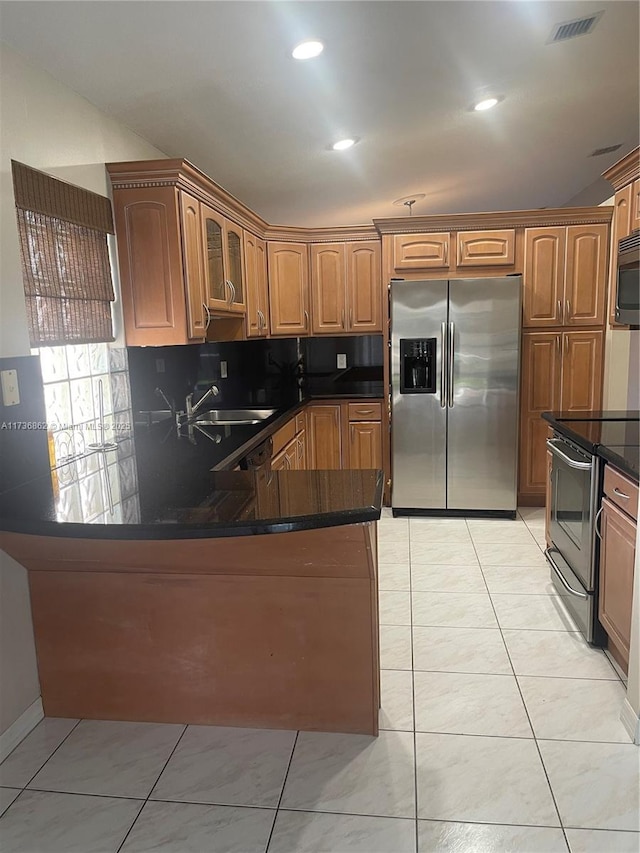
[0,697,43,763]
[620,697,640,745]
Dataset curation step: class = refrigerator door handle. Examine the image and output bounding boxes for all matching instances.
[440,321,447,408]
[448,321,455,407]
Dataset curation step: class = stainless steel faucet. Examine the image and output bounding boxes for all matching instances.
[185,384,220,420]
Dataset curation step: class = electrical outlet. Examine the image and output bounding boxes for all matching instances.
[337,354,347,370]
[155,358,165,373]
[1,369,20,406]
[220,361,228,378]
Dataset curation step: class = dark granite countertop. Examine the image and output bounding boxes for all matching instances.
[0,393,384,540]
[542,411,640,482]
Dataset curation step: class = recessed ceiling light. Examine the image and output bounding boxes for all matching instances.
[332,138,357,151]
[473,97,500,111]
[292,40,324,60]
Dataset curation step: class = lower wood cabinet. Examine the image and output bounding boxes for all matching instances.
[307,404,343,469]
[349,422,383,470]
[519,329,603,503]
[598,494,636,673]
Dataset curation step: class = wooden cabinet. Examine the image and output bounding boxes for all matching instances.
[349,422,383,470]
[268,242,310,336]
[457,229,515,267]
[518,330,603,501]
[310,241,382,335]
[347,242,382,333]
[392,233,450,271]
[564,224,608,326]
[307,404,342,469]
[633,178,640,231]
[110,186,207,346]
[599,473,637,674]
[607,184,633,327]
[523,227,566,327]
[201,203,245,315]
[244,232,269,337]
[311,243,346,334]
[523,224,608,328]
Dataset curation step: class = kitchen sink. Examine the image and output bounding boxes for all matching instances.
[193,408,277,426]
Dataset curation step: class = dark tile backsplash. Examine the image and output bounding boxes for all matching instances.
[0,355,52,501]
[300,336,384,375]
[127,338,300,414]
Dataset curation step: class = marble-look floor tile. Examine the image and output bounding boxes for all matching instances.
[0,718,79,788]
[378,540,409,564]
[518,507,545,523]
[412,591,497,628]
[120,800,275,853]
[413,626,512,675]
[565,828,640,853]
[0,789,141,853]
[418,820,568,852]
[281,730,415,818]
[379,669,414,732]
[411,563,487,593]
[0,788,20,817]
[413,671,532,737]
[409,542,479,566]
[380,625,412,670]
[482,563,558,595]
[410,520,472,544]
[151,726,295,807]
[539,740,640,831]
[467,520,536,545]
[28,720,184,799]
[503,630,619,680]
[379,590,411,626]
[378,562,411,591]
[416,733,559,826]
[491,593,578,631]
[475,542,547,567]
[518,676,630,742]
[377,518,409,542]
[269,810,417,853]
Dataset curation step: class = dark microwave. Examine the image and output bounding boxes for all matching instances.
[616,229,640,325]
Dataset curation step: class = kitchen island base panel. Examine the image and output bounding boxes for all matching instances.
[1,524,379,736]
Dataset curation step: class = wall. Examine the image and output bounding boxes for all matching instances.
[0,42,167,736]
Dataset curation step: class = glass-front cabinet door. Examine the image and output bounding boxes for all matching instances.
[201,203,228,311]
[225,222,246,313]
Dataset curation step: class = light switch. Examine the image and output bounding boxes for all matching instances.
[337,354,347,369]
[1,369,20,406]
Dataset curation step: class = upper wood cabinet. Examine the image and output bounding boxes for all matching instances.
[633,178,640,230]
[607,184,633,327]
[201,203,245,315]
[564,224,608,326]
[110,186,207,346]
[560,330,604,412]
[457,229,515,267]
[244,232,269,337]
[310,241,382,335]
[268,242,310,336]
[311,243,346,334]
[523,227,565,327]
[523,224,608,328]
[392,233,450,271]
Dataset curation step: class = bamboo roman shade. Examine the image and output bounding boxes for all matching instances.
[12,161,116,345]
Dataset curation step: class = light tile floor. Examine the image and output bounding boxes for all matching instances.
[0,509,638,852]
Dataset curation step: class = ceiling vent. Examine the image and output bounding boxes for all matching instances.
[590,144,623,157]
[548,11,603,43]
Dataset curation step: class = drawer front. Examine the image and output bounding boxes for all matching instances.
[347,401,382,421]
[295,412,306,434]
[604,465,638,520]
[272,418,296,456]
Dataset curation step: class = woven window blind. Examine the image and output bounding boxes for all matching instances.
[12,161,116,345]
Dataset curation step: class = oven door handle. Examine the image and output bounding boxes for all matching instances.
[545,548,589,600]
[546,439,592,470]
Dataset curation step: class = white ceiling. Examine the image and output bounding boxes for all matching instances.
[1,1,638,226]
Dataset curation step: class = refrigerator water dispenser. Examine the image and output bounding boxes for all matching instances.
[400,338,436,393]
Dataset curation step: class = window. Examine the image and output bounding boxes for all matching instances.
[12,160,116,345]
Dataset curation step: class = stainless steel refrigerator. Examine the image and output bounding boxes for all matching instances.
[391,277,521,516]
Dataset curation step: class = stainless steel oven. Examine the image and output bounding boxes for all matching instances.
[545,432,605,643]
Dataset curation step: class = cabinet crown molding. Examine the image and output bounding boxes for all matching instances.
[602,146,640,191]
[373,206,612,234]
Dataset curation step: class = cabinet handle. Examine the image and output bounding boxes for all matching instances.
[564,335,568,355]
[304,309,309,329]
[341,308,345,329]
[555,335,560,355]
[613,487,630,500]
[349,307,353,328]
[225,280,232,305]
[203,302,211,331]
[356,409,374,415]
[229,280,236,305]
[557,300,562,322]
[257,309,265,332]
[565,299,571,320]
